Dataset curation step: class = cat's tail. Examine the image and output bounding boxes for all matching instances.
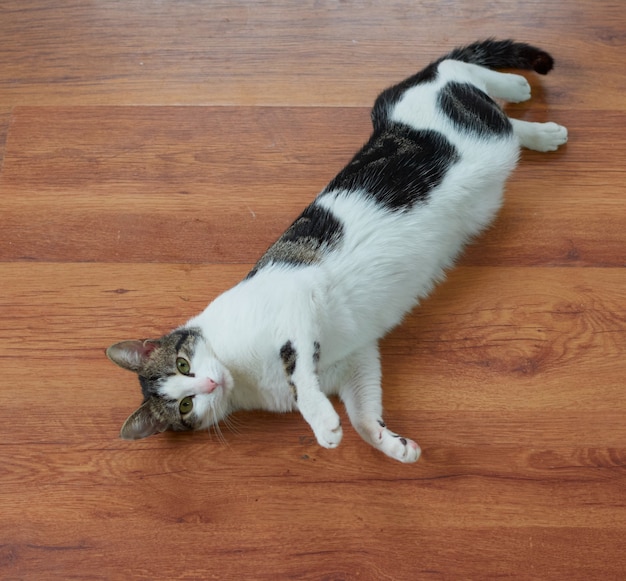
[444,39,554,74]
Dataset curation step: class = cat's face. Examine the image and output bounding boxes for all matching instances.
[106,327,234,440]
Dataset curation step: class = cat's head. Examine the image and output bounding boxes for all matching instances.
[106,327,234,440]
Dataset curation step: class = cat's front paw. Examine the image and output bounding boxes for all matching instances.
[298,391,343,449]
[388,435,421,463]
[312,414,343,449]
[375,425,421,463]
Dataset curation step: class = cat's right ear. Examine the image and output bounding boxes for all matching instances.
[105,339,159,373]
[120,400,169,440]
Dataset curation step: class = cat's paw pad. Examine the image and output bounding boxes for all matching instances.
[499,74,531,103]
[533,122,568,152]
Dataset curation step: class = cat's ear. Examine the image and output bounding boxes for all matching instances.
[120,400,169,440]
[105,339,160,373]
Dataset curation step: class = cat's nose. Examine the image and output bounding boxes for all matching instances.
[200,378,219,394]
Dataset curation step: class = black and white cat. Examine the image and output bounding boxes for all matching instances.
[107,40,567,463]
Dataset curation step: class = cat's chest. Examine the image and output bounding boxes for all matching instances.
[229,348,349,413]
[228,355,297,413]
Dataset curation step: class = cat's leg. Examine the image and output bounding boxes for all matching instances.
[476,69,532,103]
[509,119,568,152]
[441,59,568,150]
[338,342,421,463]
[439,60,532,103]
[280,339,343,449]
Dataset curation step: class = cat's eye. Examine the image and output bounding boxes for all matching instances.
[179,396,194,415]
[176,357,191,375]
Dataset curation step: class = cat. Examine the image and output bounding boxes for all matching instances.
[107,39,567,463]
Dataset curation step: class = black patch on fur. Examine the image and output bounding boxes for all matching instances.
[282,204,343,247]
[280,341,297,376]
[322,125,458,212]
[246,203,344,278]
[439,82,512,137]
[280,341,299,401]
[313,342,321,365]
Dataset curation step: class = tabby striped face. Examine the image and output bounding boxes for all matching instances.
[106,327,234,440]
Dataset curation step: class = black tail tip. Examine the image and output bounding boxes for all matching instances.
[530,51,554,75]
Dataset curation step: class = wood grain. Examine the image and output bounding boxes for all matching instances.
[1,1,625,580]
[1,106,623,266]
[0,1,624,109]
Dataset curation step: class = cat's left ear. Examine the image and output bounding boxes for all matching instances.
[120,400,169,440]
[106,339,160,373]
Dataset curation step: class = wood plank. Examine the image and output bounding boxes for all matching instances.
[0,109,10,168]
[0,1,624,110]
[3,422,626,483]
[1,106,623,266]
[3,449,626,530]
[2,525,625,580]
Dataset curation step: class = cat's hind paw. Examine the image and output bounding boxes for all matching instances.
[496,73,532,103]
[511,119,568,152]
[530,122,568,152]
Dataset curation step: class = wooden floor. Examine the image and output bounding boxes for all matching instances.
[1,1,625,579]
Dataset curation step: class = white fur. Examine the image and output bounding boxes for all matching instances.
[164,60,567,463]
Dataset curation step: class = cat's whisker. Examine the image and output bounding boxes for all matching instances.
[221,413,242,435]
[210,400,231,447]
[213,422,229,447]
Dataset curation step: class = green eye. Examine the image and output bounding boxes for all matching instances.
[179,396,194,415]
[176,357,191,375]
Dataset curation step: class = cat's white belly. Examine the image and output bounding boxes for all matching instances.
[313,144,516,359]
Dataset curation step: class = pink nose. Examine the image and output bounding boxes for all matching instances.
[201,378,219,394]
